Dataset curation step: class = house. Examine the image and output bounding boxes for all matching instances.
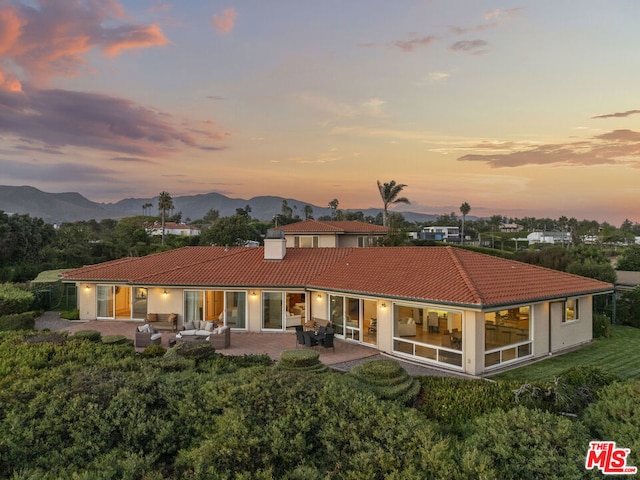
[146,222,201,237]
[499,223,523,233]
[275,220,388,248]
[61,239,612,376]
[527,230,571,245]
[420,226,460,242]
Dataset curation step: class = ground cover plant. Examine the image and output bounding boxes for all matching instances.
[0,329,637,479]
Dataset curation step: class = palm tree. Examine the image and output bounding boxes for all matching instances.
[142,202,153,216]
[328,199,339,219]
[460,202,471,245]
[158,191,174,246]
[377,180,410,227]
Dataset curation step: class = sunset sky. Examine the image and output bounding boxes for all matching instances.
[1,1,639,225]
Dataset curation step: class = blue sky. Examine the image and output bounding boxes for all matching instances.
[1,0,639,225]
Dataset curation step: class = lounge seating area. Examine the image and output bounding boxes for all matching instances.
[175,320,231,349]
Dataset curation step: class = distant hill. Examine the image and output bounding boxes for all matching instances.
[0,185,438,224]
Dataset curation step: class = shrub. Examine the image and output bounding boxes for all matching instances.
[350,359,421,406]
[593,313,611,338]
[71,330,102,343]
[0,311,37,331]
[0,283,34,315]
[60,309,80,320]
[461,406,595,479]
[419,376,518,432]
[583,381,640,466]
[141,344,166,358]
[101,335,129,346]
[276,349,328,373]
[25,332,67,345]
[164,341,217,361]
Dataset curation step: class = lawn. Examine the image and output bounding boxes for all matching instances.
[488,325,640,382]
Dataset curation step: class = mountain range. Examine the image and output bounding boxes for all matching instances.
[0,185,439,224]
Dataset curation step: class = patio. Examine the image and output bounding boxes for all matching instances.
[40,316,379,366]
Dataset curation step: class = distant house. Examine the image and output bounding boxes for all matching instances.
[61,240,612,375]
[275,220,388,248]
[146,222,201,237]
[499,223,523,233]
[420,226,460,242]
[527,231,571,245]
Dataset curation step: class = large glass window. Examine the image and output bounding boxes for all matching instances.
[184,291,203,323]
[330,295,345,336]
[226,291,246,329]
[392,303,464,368]
[132,287,147,319]
[205,290,224,322]
[97,285,114,318]
[263,292,283,329]
[285,292,306,328]
[484,306,531,368]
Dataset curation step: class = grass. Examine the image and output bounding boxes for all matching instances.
[488,325,640,382]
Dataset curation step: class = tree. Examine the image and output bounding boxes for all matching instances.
[377,180,410,227]
[327,198,339,219]
[616,245,640,271]
[303,205,313,220]
[460,202,471,244]
[142,202,153,216]
[158,191,174,246]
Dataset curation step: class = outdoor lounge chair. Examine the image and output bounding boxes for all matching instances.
[320,330,335,352]
[135,324,162,348]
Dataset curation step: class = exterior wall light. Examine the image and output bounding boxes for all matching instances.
[163,289,168,297]
[381,302,387,309]
[250,291,257,297]
[316,293,322,300]
[85,285,91,291]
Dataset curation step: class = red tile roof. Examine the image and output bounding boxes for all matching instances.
[276,220,388,234]
[62,246,612,309]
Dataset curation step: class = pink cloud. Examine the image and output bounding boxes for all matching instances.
[211,8,237,35]
[393,35,437,53]
[0,85,228,156]
[0,70,22,92]
[457,130,640,167]
[0,0,168,84]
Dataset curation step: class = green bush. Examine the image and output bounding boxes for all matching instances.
[71,329,102,342]
[141,344,166,357]
[101,334,129,346]
[351,359,421,405]
[419,376,518,432]
[593,313,611,338]
[583,381,640,466]
[461,406,595,479]
[0,283,34,315]
[164,340,218,361]
[276,349,328,373]
[0,311,37,331]
[60,308,80,320]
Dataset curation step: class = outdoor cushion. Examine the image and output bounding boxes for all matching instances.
[150,333,162,341]
[147,313,159,322]
[183,320,196,330]
[204,321,215,332]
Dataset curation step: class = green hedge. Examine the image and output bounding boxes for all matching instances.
[0,311,37,331]
[275,349,329,373]
[0,283,34,315]
[351,359,421,405]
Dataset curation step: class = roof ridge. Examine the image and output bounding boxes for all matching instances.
[446,247,485,304]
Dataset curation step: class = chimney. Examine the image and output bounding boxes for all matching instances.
[264,229,286,261]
